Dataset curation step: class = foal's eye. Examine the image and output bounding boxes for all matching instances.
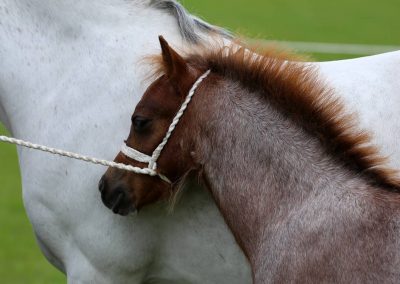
[132,116,151,133]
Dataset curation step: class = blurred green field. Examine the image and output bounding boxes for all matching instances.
[183,0,400,58]
[1,0,399,283]
[185,0,400,44]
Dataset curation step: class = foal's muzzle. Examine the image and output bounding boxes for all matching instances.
[99,175,136,216]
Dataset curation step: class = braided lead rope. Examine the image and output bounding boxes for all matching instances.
[148,69,211,170]
[0,135,171,181]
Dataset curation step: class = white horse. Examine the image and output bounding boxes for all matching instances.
[0,1,399,283]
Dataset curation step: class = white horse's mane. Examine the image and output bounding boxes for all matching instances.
[149,0,231,43]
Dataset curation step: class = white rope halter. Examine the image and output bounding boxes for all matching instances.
[0,70,211,185]
[120,70,211,184]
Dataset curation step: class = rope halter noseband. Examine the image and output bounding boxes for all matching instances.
[120,70,211,184]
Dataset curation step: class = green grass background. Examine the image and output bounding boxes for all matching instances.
[1,1,399,282]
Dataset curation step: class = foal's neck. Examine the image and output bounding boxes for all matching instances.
[193,79,381,282]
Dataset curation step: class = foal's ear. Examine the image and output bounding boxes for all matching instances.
[159,36,190,93]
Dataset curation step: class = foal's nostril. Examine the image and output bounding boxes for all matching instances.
[111,191,125,214]
[98,176,106,193]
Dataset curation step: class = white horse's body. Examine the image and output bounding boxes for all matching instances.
[0,1,399,283]
[317,52,400,171]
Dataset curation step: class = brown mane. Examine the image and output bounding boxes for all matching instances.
[151,42,400,190]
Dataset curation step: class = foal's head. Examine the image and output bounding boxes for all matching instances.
[99,37,208,215]
[99,36,400,215]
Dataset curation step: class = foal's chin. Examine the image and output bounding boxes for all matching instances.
[111,201,138,216]
[116,207,138,216]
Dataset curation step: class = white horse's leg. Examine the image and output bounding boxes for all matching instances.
[0,101,11,131]
[64,252,145,284]
[35,233,66,274]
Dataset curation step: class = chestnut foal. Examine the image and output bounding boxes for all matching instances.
[101,37,400,283]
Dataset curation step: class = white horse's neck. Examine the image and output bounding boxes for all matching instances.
[0,0,174,139]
